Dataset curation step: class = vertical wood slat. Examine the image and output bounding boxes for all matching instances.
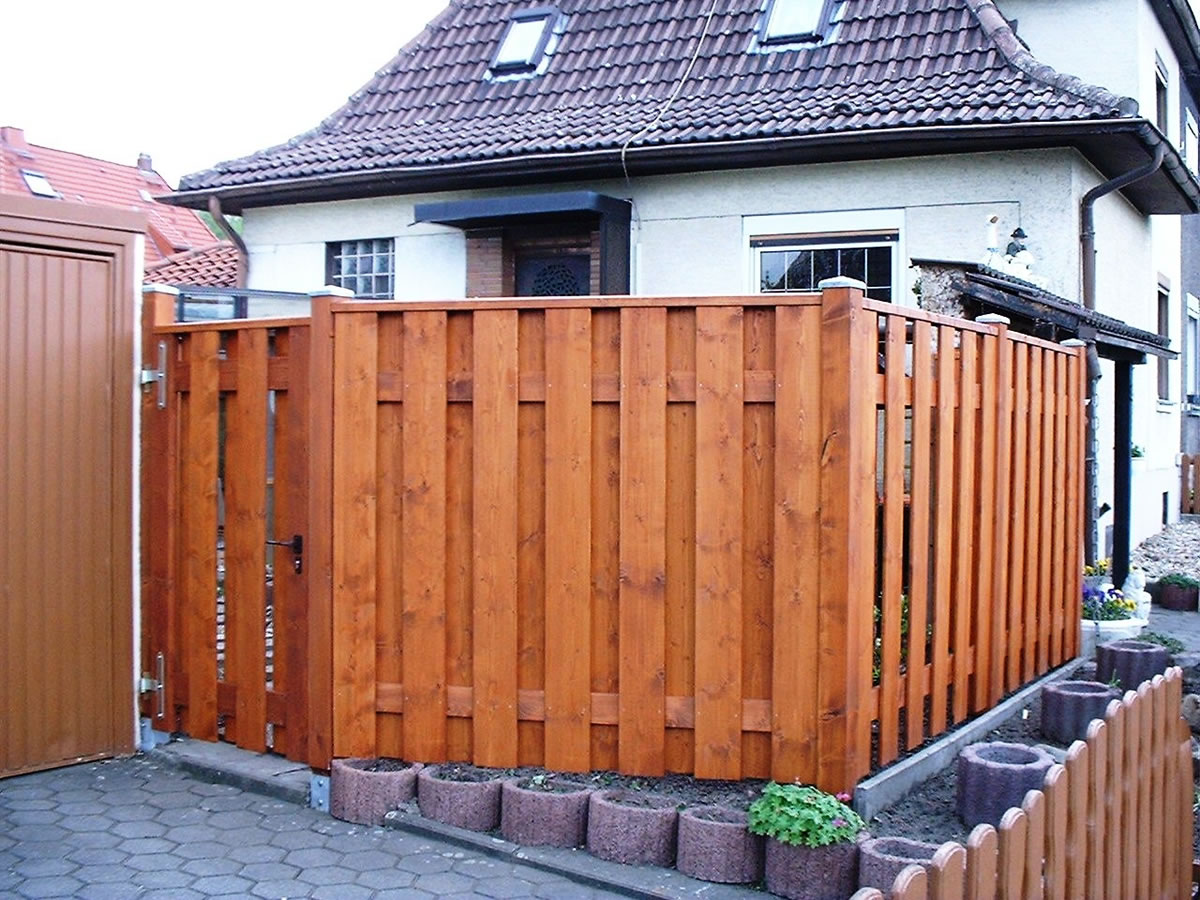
[401,311,449,762]
[225,328,269,752]
[930,843,967,900]
[473,309,521,768]
[1008,344,1029,691]
[181,331,220,741]
[1122,693,1138,900]
[1049,355,1067,665]
[1084,718,1107,900]
[973,325,999,713]
[274,327,310,762]
[1134,684,1152,900]
[930,325,956,737]
[906,320,933,750]
[1148,677,1164,900]
[879,317,905,765]
[307,291,341,768]
[618,307,668,775]
[1107,700,1127,900]
[1023,348,1043,683]
[1043,765,1067,900]
[1063,741,1088,900]
[817,283,875,790]
[772,305,822,782]
[1022,790,1046,900]
[693,306,743,779]
[1037,352,1054,673]
[1063,351,1081,661]
[331,311,379,758]
[988,320,1012,705]
[952,332,978,723]
[544,308,593,772]
[997,807,1028,900]
[967,824,999,900]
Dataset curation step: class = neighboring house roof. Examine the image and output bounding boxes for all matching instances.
[914,257,1174,361]
[170,0,1200,215]
[0,126,217,270]
[144,241,241,288]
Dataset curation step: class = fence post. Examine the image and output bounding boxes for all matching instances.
[306,286,351,769]
[140,285,179,731]
[816,277,875,791]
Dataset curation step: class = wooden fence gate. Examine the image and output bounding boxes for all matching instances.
[1,196,139,777]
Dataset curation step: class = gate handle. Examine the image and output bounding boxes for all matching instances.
[266,534,303,574]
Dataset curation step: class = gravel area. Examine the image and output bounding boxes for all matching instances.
[1131,519,1200,579]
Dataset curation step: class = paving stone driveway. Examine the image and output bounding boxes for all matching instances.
[0,756,619,899]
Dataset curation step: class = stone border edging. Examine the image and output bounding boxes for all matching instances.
[851,658,1084,822]
[382,805,757,899]
[150,738,310,806]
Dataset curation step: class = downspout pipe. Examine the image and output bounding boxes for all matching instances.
[1079,139,1165,566]
[208,195,250,287]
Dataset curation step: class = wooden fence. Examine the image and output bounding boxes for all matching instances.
[142,282,1086,789]
[1184,453,1198,515]
[851,668,1194,900]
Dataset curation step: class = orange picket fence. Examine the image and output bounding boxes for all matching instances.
[142,282,1087,790]
[852,668,1194,900]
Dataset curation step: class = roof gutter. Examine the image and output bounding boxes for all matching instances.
[1078,137,1165,568]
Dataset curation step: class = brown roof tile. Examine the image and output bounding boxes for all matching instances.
[177,0,1141,196]
[144,241,241,288]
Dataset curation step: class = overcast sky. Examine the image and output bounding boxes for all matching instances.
[1,0,450,186]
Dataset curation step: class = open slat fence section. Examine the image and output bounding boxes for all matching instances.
[877,669,1193,900]
[1184,453,1198,515]
[142,301,314,763]
[866,301,1085,767]
[143,283,1087,789]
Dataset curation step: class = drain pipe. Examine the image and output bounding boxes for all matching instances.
[1079,139,1165,565]
[208,196,249,286]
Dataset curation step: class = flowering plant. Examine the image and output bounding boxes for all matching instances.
[1082,584,1137,621]
[747,782,865,848]
[1083,558,1111,577]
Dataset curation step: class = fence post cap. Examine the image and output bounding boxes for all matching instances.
[976,314,1010,326]
[1061,338,1088,347]
[142,283,180,296]
[308,285,355,299]
[818,276,868,291]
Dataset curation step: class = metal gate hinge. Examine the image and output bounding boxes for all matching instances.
[139,341,168,409]
[138,675,160,693]
[139,653,166,719]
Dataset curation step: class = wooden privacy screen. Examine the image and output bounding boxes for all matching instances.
[142,292,314,763]
[144,284,1086,788]
[324,286,1085,790]
[852,669,1194,900]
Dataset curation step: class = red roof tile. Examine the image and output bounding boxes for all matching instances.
[0,127,217,270]
[145,241,241,288]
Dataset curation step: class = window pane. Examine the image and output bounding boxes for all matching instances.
[813,249,837,285]
[761,251,787,291]
[840,247,866,282]
[766,0,826,40]
[786,250,812,290]
[496,16,549,67]
[867,246,891,288]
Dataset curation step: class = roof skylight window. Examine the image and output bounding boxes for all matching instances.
[491,8,556,73]
[761,0,832,44]
[20,170,58,198]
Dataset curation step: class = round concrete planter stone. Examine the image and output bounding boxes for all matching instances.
[1095,639,1170,691]
[675,805,763,884]
[586,789,678,867]
[858,836,941,897]
[1079,617,1147,659]
[1040,680,1120,745]
[956,742,1055,828]
[499,777,593,848]
[416,766,502,832]
[329,758,421,826]
[763,833,865,900]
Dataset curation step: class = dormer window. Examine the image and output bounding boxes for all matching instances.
[761,0,833,44]
[20,170,58,198]
[491,8,556,74]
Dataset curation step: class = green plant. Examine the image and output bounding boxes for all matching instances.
[1084,558,1111,577]
[747,783,865,848]
[1130,444,1145,458]
[1082,585,1136,621]
[1157,573,1200,589]
[1138,631,1185,654]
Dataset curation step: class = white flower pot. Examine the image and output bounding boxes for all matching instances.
[1079,617,1148,660]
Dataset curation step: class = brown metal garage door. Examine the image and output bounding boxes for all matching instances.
[0,196,140,777]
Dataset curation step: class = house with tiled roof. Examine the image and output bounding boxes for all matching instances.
[0,126,233,280]
[167,0,1200,551]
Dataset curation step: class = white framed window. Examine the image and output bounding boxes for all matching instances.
[1186,110,1198,174]
[1158,284,1171,402]
[491,8,557,73]
[20,170,57,198]
[326,238,394,299]
[1187,293,1200,405]
[745,209,904,303]
[1155,55,1170,138]
[761,0,834,44]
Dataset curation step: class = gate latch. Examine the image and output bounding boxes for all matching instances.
[267,534,304,574]
[139,341,168,409]
[138,652,166,719]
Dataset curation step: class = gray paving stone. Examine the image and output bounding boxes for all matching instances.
[534,882,600,899]
[68,863,134,884]
[189,781,242,796]
[77,883,146,900]
[117,837,177,855]
[59,815,115,832]
[8,824,70,843]
[104,804,161,822]
[371,890,435,900]
[250,878,315,898]
[355,868,418,890]
[206,809,264,830]
[15,874,85,898]
[55,800,112,816]
[297,864,358,886]
[152,806,208,826]
[284,847,344,869]
[312,884,373,899]
[140,890,204,900]
[269,828,328,850]
[182,856,244,877]
[132,868,195,890]
[7,810,62,826]
[172,839,232,860]
[63,831,122,849]
[13,858,78,878]
[227,842,288,865]
[146,790,197,809]
[124,851,182,872]
[475,875,538,898]
[67,847,128,866]
[2,799,56,811]
[111,819,167,839]
[190,873,257,895]
[397,851,455,875]
[240,860,301,881]
[165,823,221,843]
[340,848,398,871]
[414,870,477,894]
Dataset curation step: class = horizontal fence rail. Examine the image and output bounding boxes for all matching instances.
[851,668,1193,900]
[144,283,1088,790]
